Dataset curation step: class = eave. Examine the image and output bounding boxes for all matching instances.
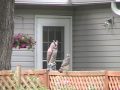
[15,0,114,6]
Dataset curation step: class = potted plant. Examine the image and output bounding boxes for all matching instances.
[13,33,36,49]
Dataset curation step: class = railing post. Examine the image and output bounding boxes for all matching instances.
[105,71,109,90]
[16,65,21,88]
[45,69,49,89]
[47,70,49,89]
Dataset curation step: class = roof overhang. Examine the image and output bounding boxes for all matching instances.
[15,0,71,5]
[15,0,113,5]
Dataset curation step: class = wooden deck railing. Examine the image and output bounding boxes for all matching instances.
[0,66,48,90]
[49,71,105,90]
[1,66,120,90]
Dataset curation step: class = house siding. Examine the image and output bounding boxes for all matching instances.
[13,4,120,71]
[73,4,120,70]
[12,6,73,70]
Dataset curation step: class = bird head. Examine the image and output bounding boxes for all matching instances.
[66,53,70,57]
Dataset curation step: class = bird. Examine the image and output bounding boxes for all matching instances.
[47,40,58,71]
[59,54,70,73]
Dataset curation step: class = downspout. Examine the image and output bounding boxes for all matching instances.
[111,2,120,15]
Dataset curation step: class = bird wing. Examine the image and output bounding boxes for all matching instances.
[47,49,53,63]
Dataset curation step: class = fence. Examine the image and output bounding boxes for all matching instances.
[49,71,105,90]
[0,66,48,90]
[1,66,120,90]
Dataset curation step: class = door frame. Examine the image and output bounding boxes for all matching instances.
[35,15,72,70]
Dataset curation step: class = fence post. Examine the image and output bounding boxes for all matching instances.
[16,65,21,88]
[105,71,109,90]
[46,70,49,89]
[44,69,49,89]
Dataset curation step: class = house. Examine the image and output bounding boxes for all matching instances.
[12,0,120,71]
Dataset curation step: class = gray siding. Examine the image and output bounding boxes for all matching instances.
[12,6,73,70]
[73,4,120,71]
[13,4,120,71]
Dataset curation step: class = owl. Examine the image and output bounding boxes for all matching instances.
[59,54,70,73]
[47,40,58,70]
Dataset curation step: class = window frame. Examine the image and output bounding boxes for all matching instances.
[35,15,72,70]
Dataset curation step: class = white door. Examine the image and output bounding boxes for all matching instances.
[35,15,72,70]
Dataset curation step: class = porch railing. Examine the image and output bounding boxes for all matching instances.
[0,66,120,90]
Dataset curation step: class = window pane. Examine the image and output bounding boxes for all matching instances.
[43,26,64,69]
[56,30,61,42]
[56,52,61,60]
[43,52,47,60]
[56,27,64,42]
[43,27,48,42]
[49,30,54,42]
[58,43,62,51]
[43,61,47,69]
[43,43,48,51]
[56,62,62,70]
[57,52,64,60]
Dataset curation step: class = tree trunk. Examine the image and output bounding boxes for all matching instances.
[0,0,14,70]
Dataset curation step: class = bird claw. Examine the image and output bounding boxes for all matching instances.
[58,68,63,73]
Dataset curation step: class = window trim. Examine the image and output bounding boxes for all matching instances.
[35,15,72,70]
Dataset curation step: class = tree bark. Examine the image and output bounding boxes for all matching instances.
[0,0,14,70]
